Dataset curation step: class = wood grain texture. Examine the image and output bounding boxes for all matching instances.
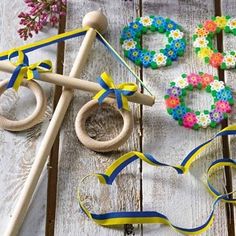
[142,0,228,235]
[0,1,57,235]
[54,1,141,235]
[221,0,236,234]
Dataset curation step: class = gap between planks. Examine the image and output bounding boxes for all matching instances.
[215,0,235,235]
[45,12,66,236]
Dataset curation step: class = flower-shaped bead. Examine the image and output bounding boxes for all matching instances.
[193,37,209,48]
[163,47,178,60]
[210,109,224,122]
[127,49,141,61]
[222,54,236,69]
[165,19,178,31]
[169,29,184,40]
[197,113,211,128]
[170,39,186,53]
[198,47,213,59]
[209,80,225,92]
[152,53,167,66]
[139,16,153,26]
[122,39,137,50]
[195,27,209,37]
[216,88,233,101]
[203,20,217,32]
[172,105,187,120]
[201,73,214,87]
[215,16,228,29]
[128,21,143,33]
[210,53,224,67]
[216,101,232,113]
[165,96,180,108]
[152,16,166,29]
[183,112,197,128]
[227,18,236,30]
[120,27,137,41]
[167,86,182,97]
[140,51,154,67]
[187,73,201,87]
[174,77,188,89]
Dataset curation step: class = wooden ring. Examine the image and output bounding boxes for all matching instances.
[0,79,47,131]
[75,98,134,152]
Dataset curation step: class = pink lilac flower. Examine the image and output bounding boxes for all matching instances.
[187,73,201,87]
[18,0,67,40]
[215,101,231,113]
[183,112,197,128]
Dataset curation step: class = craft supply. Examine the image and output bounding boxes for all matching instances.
[74,72,136,152]
[78,124,236,235]
[164,72,233,130]
[120,16,186,69]
[193,16,236,69]
[4,10,108,236]
[75,98,133,152]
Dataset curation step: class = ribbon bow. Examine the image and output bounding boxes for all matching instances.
[93,72,138,111]
[7,49,52,91]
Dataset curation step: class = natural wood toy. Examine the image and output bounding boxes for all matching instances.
[1,10,155,236]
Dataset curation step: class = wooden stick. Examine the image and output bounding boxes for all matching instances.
[0,61,155,107]
[4,10,107,236]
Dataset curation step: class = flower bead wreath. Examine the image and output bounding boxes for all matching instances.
[193,16,236,69]
[120,16,186,69]
[165,72,234,130]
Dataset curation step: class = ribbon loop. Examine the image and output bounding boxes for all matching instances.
[93,72,138,110]
[7,49,52,91]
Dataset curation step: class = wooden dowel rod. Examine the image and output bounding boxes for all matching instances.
[0,61,155,106]
[4,11,102,236]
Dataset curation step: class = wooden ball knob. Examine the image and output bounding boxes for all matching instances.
[82,9,108,34]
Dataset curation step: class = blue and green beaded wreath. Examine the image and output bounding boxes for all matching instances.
[164,72,234,130]
[120,16,186,69]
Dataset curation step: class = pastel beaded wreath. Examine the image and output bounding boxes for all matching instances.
[120,16,186,69]
[193,16,236,69]
[164,72,233,130]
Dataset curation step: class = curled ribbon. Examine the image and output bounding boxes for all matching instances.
[93,72,138,110]
[78,124,236,234]
[7,49,52,91]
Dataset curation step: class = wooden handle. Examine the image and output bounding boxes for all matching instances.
[0,62,155,106]
[4,9,108,236]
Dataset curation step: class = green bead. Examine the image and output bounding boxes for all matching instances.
[178,119,183,126]
[181,74,187,78]
[204,110,210,114]
[164,95,170,99]
[167,108,173,114]
[193,124,199,130]
[150,62,158,69]
[210,121,217,128]
[195,111,200,115]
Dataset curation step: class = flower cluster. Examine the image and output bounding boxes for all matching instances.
[165,72,233,130]
[120,16,186,69]
[18,0,67,40]
[193,16,236,69]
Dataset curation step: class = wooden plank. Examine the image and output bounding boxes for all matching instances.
[0,1,57,235]
[141,0,228,235]
[55,1,142,235]
[221,0,236,235]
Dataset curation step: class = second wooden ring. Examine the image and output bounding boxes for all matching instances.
[75,98,134,152]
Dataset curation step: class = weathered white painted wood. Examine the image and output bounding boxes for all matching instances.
[0,1,57,235]
[142,0,228,235]
[221,0,236,233]
[55,1,141,235]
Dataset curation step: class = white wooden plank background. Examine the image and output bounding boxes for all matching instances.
[0,0,235,236]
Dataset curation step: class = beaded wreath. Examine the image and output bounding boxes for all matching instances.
[164,72,234,130]
[120,16,186,69]
[193,16,236,69]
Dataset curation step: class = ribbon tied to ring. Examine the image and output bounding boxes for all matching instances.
[93,72,138,110]
[7,49,52,91]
